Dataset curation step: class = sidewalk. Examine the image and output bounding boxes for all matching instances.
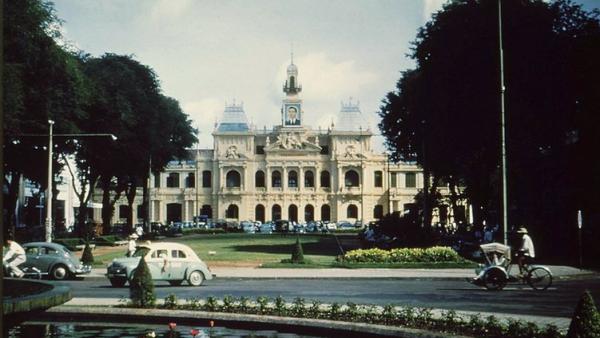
[88,265,595,279]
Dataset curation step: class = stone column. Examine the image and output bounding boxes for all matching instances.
[283,167,288,192]
[299,167,304,192]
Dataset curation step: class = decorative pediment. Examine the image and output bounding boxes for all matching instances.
[223,145,246,159]
[341,145,366,159]
[265,132,321,153]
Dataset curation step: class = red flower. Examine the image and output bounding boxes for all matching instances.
[168,322,177,330]
[190,329,200,337]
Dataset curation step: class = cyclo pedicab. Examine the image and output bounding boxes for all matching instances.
[468,242,552,291]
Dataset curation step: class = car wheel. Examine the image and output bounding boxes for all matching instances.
[168,280,183,286]
[51,264,70,280]
[187,270,204,286]
[109,278,127,287]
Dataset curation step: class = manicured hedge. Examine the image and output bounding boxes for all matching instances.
[337,246,465,263]
[54,238,84,251]
[94,235,124,246]
[143,295,563,338]
[182,228,226,235]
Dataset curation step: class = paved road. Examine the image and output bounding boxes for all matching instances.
[50,276,600,319]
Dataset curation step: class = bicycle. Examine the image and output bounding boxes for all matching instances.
[470,243,553,291]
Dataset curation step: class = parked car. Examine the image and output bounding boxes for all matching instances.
[241,221,256,233]
[337,221,354,229]
[274,220,291,232]
[258,223,273,234]
[106,242,213,287]
[326,222,337,231]
[22,242,92,280]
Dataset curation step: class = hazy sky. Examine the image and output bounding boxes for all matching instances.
[51,0,598,151]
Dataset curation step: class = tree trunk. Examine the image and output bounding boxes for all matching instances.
[4,173,22,238]
[125,179,138,234]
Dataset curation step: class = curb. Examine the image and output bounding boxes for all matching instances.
[44,306,472,338]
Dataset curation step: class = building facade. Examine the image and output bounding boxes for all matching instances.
[104,61,451,225]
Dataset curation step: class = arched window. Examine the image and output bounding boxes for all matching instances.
[226,204,239,219]
[166,173,180,188]
[288,204,298,222]
[320,171,330,188]
[200,205,212,218]
[321,204,331,222]
[347,204,358,218]
[272,170,282,188]
[226,170,241,188]
[255,170,265,188]
[374,171,382,187]
[255,204,265,223]
[304,204,314,222]
[304,170,314,187]
[202,170,212,187]
[186,173,195,188]
[272,204,282,221]
[374,205,384,219]
[288,170,298,188]
[345,170,359,187]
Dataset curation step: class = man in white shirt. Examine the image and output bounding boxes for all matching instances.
[516,227,535,275]
[127,233,138,257]
[3,238,26,277]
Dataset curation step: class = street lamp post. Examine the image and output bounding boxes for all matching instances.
[45,120,55,242]
[35,120,117,242]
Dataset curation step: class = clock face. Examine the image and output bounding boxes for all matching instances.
[283,103,301,126]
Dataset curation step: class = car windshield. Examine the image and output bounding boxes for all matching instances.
[133,247,150,257]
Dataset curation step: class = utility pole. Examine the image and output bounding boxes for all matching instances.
[498,0,509,245]
[45,120,55,242]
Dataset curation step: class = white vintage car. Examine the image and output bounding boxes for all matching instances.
[106,242,214,287]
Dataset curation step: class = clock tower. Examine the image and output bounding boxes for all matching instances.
[282,56,303,127]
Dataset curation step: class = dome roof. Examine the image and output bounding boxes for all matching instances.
[335,100,369,131]
[216,103,250,132]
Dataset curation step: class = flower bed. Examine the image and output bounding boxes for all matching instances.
[338,246,466,264]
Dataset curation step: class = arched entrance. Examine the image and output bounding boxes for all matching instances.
[321,204,331,222]
[272,204,282,221]
[166,203,182,224]
[304,205,314,222]
[200,205,212,218]
[288,204,298,223]
[226,204,239,219]
[255,204,265,223]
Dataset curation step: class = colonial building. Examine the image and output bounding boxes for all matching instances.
[104,61,456,225]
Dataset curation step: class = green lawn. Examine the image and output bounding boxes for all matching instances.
[91,233,475,269]
[92,233,347,267]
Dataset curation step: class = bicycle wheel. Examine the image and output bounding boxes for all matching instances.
[526,267,552,290]
[483,268,507,291]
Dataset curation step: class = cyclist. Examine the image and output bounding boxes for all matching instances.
[3,237,26,277]
[515,227,535,276]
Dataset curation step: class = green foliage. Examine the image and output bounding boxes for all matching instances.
[291,236,305,264]
[54,238,84,251]
[256,296,269,315]
[163,293,178,309]
[274,296,287,316]
[567,290,600,338]
[135,295,565,337]
[80,242,94,264]
[339,246,464,264]
[182,228,226,235]
[128,256,155,308]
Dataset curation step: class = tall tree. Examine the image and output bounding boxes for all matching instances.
[378,0,600,260]
[3,0,88,235]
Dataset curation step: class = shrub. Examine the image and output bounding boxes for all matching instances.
[291,236,305,263]
[339,246,463,264]
[55,238,84,251]
[129,256,155,308]
[567,290,600,338]
[81,242,94,264]
[182,228,226,235]
[163,293,178,309]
